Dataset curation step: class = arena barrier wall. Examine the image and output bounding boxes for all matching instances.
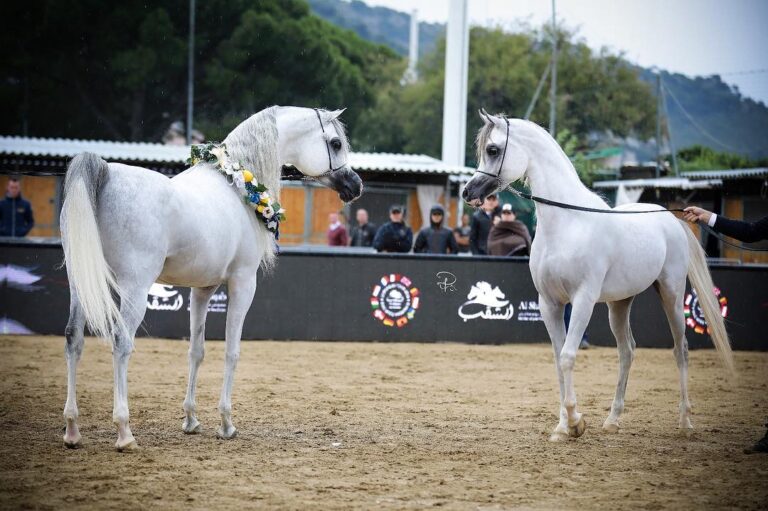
[2,240,767,350]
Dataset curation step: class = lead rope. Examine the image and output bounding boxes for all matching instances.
[507,187,768,252]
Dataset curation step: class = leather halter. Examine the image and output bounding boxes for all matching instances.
[476,113,510,180]
[314,108,347,175]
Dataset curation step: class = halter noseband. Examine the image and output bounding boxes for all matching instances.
[314,108,347,175]
[476,113,510,180]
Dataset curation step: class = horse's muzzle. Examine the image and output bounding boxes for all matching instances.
[462,174,499,207]
[322,167,363,203]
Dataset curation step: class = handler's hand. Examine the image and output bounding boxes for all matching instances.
[683,206,713,224]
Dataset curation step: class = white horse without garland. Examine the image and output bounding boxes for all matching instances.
[463,111,733,442]
[61,106,362,451]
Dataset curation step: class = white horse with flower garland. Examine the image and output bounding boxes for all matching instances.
[463,110,733,442]
[61,106,362,451]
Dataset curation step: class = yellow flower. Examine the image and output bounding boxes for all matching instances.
[242,170,253,182]
[257,205,265,213]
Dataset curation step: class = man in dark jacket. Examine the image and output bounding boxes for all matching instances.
[349,208,377,247]
[0,178,34,237]
[683,205,768,454]
[469,193,498,255]
[373,204,413,253]
[488,204,532,256]
[413,204,458,254]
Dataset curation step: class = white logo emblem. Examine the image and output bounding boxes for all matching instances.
[458,281,514,321]
[147,283,184,311]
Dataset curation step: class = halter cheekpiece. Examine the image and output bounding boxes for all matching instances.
[314,108,347,175]
[476,112,510,180]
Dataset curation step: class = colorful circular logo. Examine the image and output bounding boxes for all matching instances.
[684,286,728,334]
[370,274,420,327]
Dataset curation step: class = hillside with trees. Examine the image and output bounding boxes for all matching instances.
[310,0,768,160]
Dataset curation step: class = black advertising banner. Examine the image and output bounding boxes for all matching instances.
[1,242,766,350]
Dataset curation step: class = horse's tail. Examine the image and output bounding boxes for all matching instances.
[61,153,126,341]
[681,220,734,373]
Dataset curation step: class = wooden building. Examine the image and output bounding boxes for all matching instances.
[0,136,473,244]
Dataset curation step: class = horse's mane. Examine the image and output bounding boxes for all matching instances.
[223,106,281,198]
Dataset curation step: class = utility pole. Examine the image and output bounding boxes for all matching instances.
[441,0,469,167]
[186,0,196,145]
[549,0,557,136]
[655,70,662,179]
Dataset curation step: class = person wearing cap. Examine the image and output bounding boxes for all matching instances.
[372,204,413,253]
[469,193,499,255]
[413,204,458,254]
[487,204,531,256]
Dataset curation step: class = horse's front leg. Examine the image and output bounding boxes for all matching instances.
[217,275,257,439]
[557,296,596,441]
[539,297,569,441]
[112,282,150,452]
[182,285,219,434]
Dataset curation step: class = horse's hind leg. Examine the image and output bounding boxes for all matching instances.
[182,285,218,434]
[217,275,257,439]
[112,281,150,452]
[63,287,85,448]
[658,277,693,432]
[603,297,636,433]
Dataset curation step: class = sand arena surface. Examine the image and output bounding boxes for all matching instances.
[0,335,766,510]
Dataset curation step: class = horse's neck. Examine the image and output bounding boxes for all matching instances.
[523,126,606,231]
[223,107,281,197]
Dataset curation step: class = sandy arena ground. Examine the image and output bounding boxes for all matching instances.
[0,335,766,510]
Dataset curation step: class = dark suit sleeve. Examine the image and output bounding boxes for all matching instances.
[713,215,768,243]
[469,215,481,254]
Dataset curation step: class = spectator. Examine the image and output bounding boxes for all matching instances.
[0,177,34,237]
[373,204,413,253]
[488,204,532,256]
[349,208,377,247]
[453,213,471,253]
[413,204,458,254]
[683,205,768,454]
[469,193,499,255]
[326,212,348,246]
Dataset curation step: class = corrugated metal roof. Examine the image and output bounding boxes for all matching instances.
[0,136,474,176]
[592,177,722,189]
[681,168,768,180]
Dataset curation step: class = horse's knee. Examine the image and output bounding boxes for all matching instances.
[225,349,240,365]
[559,351,576,372]
[189,346,205,364]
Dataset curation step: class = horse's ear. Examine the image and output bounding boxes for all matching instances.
[478,108,488,121]
[330,108,347,120]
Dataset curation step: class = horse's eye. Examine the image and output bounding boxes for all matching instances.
[486,145,499,157]
[330,139,342,151]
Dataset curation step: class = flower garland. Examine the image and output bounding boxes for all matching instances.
[188,142,286,239]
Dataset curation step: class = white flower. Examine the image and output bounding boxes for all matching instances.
[233,171,245,192]
[262,206,275,219]
[277,208,286,216]
[232,161,241,170]
[267,220,278,230]
[210,145,229,168]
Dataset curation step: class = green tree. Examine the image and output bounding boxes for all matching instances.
[0,0,399,142]
[354,26,657,165]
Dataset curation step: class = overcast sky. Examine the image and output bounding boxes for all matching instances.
[363,0,768,105]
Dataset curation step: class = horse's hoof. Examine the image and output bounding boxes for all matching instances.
[678,427,694,438]
[217,426,238,440]
[182,418,202,435]
[602,421,620,434]
[115,438,139,452]
[63,433,82,449]
[569,416,586,438]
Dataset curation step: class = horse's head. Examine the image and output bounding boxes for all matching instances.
[278,107,363,203]
[462,109,529,207]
